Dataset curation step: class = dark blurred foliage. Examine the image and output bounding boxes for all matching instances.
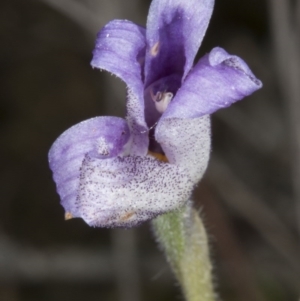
[0,0,299,301]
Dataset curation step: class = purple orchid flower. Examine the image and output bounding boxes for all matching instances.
[48,0,262,228]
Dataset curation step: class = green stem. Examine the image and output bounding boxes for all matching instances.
[152,202,216,301]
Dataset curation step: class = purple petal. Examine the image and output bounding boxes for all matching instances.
[91,20,149,155]
[144,0,214,87]
[91,19,146,97]
[76,155,193,228]
[163,47,263,119]
[48,117,131,217]
[155,116,211,182]
[125,89,149,156]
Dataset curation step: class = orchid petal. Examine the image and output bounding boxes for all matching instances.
[155,115,211,182]
[91,19,146,98]
[91,20,149,155]
[125,89,149,156]
[163,47,263,120]
[48,117,131,217]
[76,155,193,228]
[144,0,214,87]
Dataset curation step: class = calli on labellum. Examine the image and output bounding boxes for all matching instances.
[48,0,262,228]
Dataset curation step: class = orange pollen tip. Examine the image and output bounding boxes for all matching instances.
[119,211,135,222]
[148,151,169,162]
[65,212,73,220]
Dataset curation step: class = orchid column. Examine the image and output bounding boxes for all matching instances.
[48,0,262,300]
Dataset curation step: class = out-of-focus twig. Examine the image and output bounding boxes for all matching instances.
[216,104,283,154]
[296,0,300,34]
[207,156,300,282]
[195,183,266,301]
[41,0,100,36]
[111,229,141,301]
[0,233,164,284]
[41,0,144,38]
[267,0,300,236]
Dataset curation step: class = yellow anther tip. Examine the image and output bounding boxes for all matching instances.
[119,211,136,222]
[150,41,160,56]
[148,151,169,163]
[65,212,73,220]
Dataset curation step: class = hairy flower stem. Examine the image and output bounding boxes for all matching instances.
[152,202,216,301]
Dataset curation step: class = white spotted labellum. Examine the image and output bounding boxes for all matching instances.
[48,0,262,228]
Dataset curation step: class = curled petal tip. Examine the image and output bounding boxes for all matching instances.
[65,212,73,220]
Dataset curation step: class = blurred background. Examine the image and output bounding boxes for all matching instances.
[0,0,299,300]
